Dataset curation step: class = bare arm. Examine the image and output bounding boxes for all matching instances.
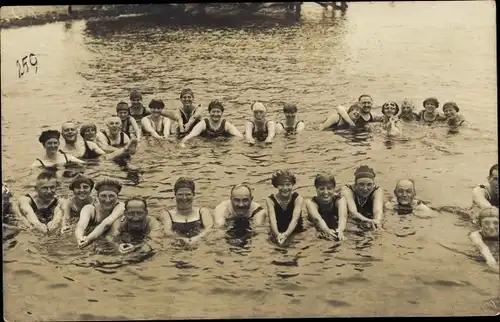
[251,204,266,226]
[472,186,493,209]
[66,154,86,165]
[123,132,131,145]
[75,204,93,241]
[372,114,385,122]
[283,195,304,237]
[266,197,280,236]
[335,105,356,126]
[470,231,499,271]
[141,117,162,139]
[319,112,341,130]
[162,117,172,139]
[305,198,331,235]
[244,121,255,143]
[85,141,107,157]
[86,202,125,243]
[213,201,230,228]
[413,203,436,218]
[372,188,384,223]
[265,121,276,143]
[295,121,305,133]
[340,186,373,222]
[180,121,206,145]
[96,132,118,152]
[160,210,173,235]
[47,200,65,231]
[129,117,141,141]
[337,197,348,235]
[190,207,214,243]
[161,110,178,121]
[225,121,243,138]
[18,196,47,232]
[184,106,202,130]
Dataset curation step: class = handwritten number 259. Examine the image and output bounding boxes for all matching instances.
[16,53,37,78]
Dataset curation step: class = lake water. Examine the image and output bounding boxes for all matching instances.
[1,2,498,319]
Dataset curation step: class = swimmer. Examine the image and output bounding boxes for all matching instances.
[341,165,384,229]
[319,104,359,130]
[398,98,420,122]
[2,183,32,234]
[109,197,162,254]
[60,174,95,233]
[442,101,468,128]
[418,97,446,125]
[384,179,435,218]
[116,102,141,141]
[96,116,132,151]
[381,101,403,136]
[469,207,499,272]
[356,94,384,126]
[80,123,98,142]
[267,170,304,246]
[16,172,65,233]
[275,103,305,135]
[244,102,276,144]
[170,88,202,137]
[141,99,171,140]
[129,90,151,123]
[75,179,125,248]
[305,173,347,241]
[160,178,213,245]
[32,130,85,170]
[472,164,499,211]
[179,100,243,148]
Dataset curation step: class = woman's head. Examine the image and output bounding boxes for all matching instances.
[423,97,439,112]
[69,174,94,201]
[477,207,499,238]
[174,177,195,210]
[283,103,298,119]
[79,123,97,141]
[149,99,165,115]
[116,102,130,120]
[208,100,224,121]
[347,104,362,120]
[442,102,459,119]
[39,130,61,153]
[381,101,400,117]
[354,165,376,197]
[251,102,267,120]
[95,179,122,210]
[272,170,296,197]
[130,90,142,107]
[314,173,337,203]
[180,88,194,108]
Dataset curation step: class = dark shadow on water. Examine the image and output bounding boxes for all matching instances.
[333,127,373,146]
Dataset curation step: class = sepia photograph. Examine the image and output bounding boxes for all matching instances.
[1,1,498,320]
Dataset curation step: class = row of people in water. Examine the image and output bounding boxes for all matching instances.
[2,164,498,270]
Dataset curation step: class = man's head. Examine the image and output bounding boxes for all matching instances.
[35,172,58,201]
[488,164,498,195]
[394,179,416,206]
[477,207,499,238]
[106,116,122,134]
[358,94,373,113]
[124,197,148,228]
[61,122,78,143]
[230,184,253,215]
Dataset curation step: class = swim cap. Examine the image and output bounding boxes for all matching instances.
[283,103,297,113]
[79,123,97,138]
[314,173,336,188]
[174,177,195,194]
[251,102,267,112]
[354,165,376,181]
[271,170,296,188]
[423,97,439,108]
[208,100,225,113]
[381,101,400,116]
[442,101,459,112]
[148,99,165,110]
[347,104,362,114]
[477,207,499,225]
[180,88,194,99]
[129,90,142,100]
[69,174,95,191]
[116,101,130,112]
[95,179,122,195]
[38,130,61,145]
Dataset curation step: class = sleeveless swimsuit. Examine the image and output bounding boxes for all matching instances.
[478,185,499,208]
[26,194,59,224]
[36,150,69,171]
[279,120,303,134]
[225,206,263,239]
[399,112,420,122]
[80,140,100,160]
[251,121,270,142]
[142,116,165,136]
[130,106,150,123]
[68,198,93,225]
[311,195,341,230]
[346,184,379,219]
[101,130,126,148]
[419,111,444,125]
[481,233,499,262]
[354,113,374,127]
[169,208,205,238]
[120,116,134,138]
[84,202,119,235]
[269,192,303,233]
[200,119,231,139]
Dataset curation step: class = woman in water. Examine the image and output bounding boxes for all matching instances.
[442,101,468,128]
[75,179,125,248]
[31,130,85,170]
[305,173,347,241]
[469,207,499,272]
[171,88,202,138]
[418,97,446,125]
[129,90,151,123]
[341,165,384,229]
[160,178,213,245]
[398,98,420,122]
[80,122,114,153]
[179,100,243,148]
[380,101,403,136]
[244,101,276,144]
[319,104,360,131]
[116,101,141,141]
[266,170,304,246]
[60,174,95,233]
[275,103,305,135]
[141,99,172,140]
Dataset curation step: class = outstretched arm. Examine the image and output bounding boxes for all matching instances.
[225,121,243,138]
[190,208,214,244]
[129,117,141,141]
[264,121,276,143]
[305,198,332,235]
[244,121,255,143]
[283,195,304,238]
[472,186,493,209]
[180,121,206,146]
[18,196,47,233]
[141,117,163,139]
[85,202,125,243]
[335,105,356,126]
[470,231,499,272]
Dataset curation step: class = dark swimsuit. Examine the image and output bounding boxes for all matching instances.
[399,112,420,122]
[479,185,499,208]
[419,111,444,125]
[225,206,263,239]
[251,121,270,142]
[80,140,100,160]
[36,150,69,171]
[130,106,150,123]
[84,203,119,235]
[279,121,303,134]
[142,116,165,137]
[26,194,59,224]
[354,113,374,127]
[169,208,205,238]
[117,217,150,244]
[178,106,200,137]
[121,116,134,138]
[347,184,379,219]
[101,130,126,148]
[311,195,341,230]
[480,233,499,262]
[200,119,231,139]
[269,192,303,234]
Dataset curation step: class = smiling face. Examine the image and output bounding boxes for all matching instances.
[181,93,193,108]
[354,178,375,198]
[61,123,78,143]
[315,183,336,203]
[394,180,416,206]
[44,138,60,154]
[359,96,373,113]
[424,102,437,113]
[480,215,499,238]
[124,200,148,228]
[98,190,118,211]
[117,110,129,121]
[130,97,142,108]
[401,102,414,115]
[284,111,296,120]
[106,117,122,134]
[209,108,223,122]
[36,178,57,201]
[83,127,96,141]
[175,188,194,211]
[277,180,293,198]
[348,107,361,120]
[443,106,457,120]
[150,104,163,116]
[72,182,92,201]
[230,186,253,215]
[383,103,398,117]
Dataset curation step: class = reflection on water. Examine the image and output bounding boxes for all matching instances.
[1,1,498,319]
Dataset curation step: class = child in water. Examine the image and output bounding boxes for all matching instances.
[266,170,304,246]
[469,207,499,272]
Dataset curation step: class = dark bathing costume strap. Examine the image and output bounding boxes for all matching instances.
[168,208,204,223]
[36,150,69,168]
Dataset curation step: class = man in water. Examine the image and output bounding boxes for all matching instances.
[469,207,499,272]
[384,179,435,218]
[2,183,31,239]
[357,94,384,126]
[16,172,65,233]
[472,164,499,211]
[96,116,131,151]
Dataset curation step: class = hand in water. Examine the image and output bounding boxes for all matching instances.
[37,224,48,234]
[247,139,256,145]
[277,233,287,245]
[125,138,138,155]
[372,219,382,230]
[60,225,71,234]
[336,230,346,241]
[118,243,135,254]
[77,236,90,248]
[46,220,58,232]
[179,142,186,148]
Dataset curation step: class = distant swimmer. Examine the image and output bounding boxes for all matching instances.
[75,179,125,248]
[32,130,85,170]
[141,99,172,140]
[341,165,384,229]
[160,178,213,245]
[129,90,151,123]
[16,172,65,233]
[384,179,435,218]
[275,103,305,135]
[469,207,499,272]
[266,170,304,246]
[96,116,131,151]
[442,101,468,128]
[305,173,347,241]
[319,104,360,130]
[418,97,446,125]
[116,101,141,141]
[60,174,95,233]
[179,100,243,148]
[171,88,202,138]
[244,102,276,144]
[398,98,420,122]
[472,164,499,212]
[109,197,162,254]
[356,94,384,126]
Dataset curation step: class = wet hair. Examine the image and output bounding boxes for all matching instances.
[148,99,165,110]
[489,164,498,177]
[129,90,142,100]
[347,104,362,114]
[358,94,373,102]
[174,177,195,194]
[314,173,336,188]
[381,101,400,116]
[283,103,298,113]
[38,130,61,146]
[271,169,297,188]
[116,101,130,112]
[180,88,194,99]
[423,97,439,108]
[95,179,122,194]
[230,184,253,198]
[477,207,499,225]
[36,171,57,182]
[208,100,225,113]
[79,123,97,138]
[124,197,148,212]
[69,174,95,191]
[442,101,459,113]
[354,165,376,181]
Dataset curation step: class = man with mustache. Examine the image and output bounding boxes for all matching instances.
[473,164,499,210]
[384,179,435,218]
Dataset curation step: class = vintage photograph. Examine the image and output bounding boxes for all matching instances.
[1,1,498,320]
